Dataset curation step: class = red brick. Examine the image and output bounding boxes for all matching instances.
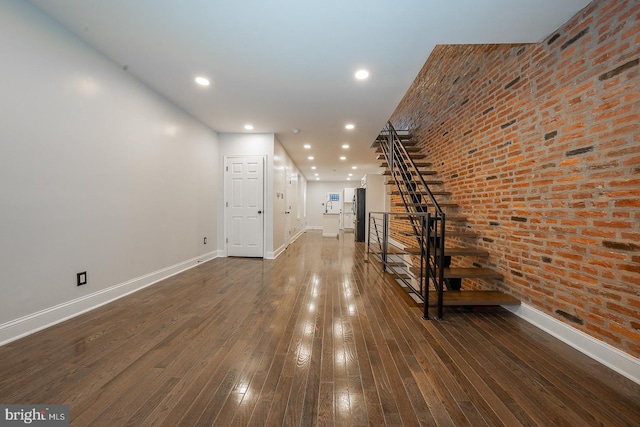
[615,199,640,208]
[390,0,640,358]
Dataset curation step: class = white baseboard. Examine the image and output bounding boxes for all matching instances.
[267,247,281,259]
[269,229,307,260]
[290,228,305,243]
[306,225,322,231]
[0,251,218,347]
[506,303,640,385]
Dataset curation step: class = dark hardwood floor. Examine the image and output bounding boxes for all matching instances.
[0,230,638,426]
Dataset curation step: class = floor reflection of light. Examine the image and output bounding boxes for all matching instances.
[236,382,249,394]
[337,386,350,414]
[335,350,345,367]
[233,382,251,403]
[343,281,352,298]
[304,322,314,336]
[308,303,315,313]
[348,304,356,315]
[334,322,343,337]
[297,343,311,364]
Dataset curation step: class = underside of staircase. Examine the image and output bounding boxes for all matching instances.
[367,122,520,319]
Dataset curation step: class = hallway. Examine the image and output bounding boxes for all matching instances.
[0,230,638,426]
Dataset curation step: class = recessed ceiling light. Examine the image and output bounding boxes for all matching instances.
[352,166,357,170]
[316,177,320,181]
[308,156,314,160]
[348,173,353,176]
[347,177,351,180]
[195,76,210,86]
[340,156,346,160]
[244,124,254,130]
[304,144,311,149]
[292,128,300,134]
[345,124,355,130]
[311,166,317,170]
[355,69,369,80]
[342,144,349,149]
[314,173,319,176]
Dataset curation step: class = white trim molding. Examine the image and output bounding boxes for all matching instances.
[506,303,640,385]
[266,248,279,260]
[270,229,308,260]
[0,251,218,347]
[290,228,306,244]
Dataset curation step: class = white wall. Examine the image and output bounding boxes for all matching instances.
[0,1,219,341]
[363,174,389,243]
[274,138,307,255]
[274,140,287,252]
[306,181,355,228]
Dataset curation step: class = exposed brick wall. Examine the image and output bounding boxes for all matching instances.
[390,0,640,357]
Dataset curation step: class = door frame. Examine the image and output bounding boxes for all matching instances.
[223,155,267,258]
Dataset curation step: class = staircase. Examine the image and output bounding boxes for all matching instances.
[367,122,519,319]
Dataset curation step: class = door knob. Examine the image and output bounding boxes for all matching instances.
[258,210,262,214]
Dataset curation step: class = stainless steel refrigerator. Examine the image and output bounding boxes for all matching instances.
[354,188,366,242]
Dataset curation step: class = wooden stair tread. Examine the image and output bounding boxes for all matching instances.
[374,132,413,140]
[372,140,417,149]
[409,266,503,279]
[389,215,465,222]
[384,170,437,176]
[376,147,421,155]
[392,215,467,224]
[378,154,427,160]
[376,153,427,161]
[387,180,443,186]
[392,202,459,207]
[380,162,432,168]
[409,246,489,257]
[427,291,520,306]
[388,190,450,196]
[443,247,489,257]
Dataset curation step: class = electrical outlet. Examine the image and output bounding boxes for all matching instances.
[203,237,207,244]
[77,271,87,286]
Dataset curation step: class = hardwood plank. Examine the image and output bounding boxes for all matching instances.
[245,353,286,426]
[427,290,520,306]
[316,381,334,426]
[0,231,638,426]
[473,311,640,426]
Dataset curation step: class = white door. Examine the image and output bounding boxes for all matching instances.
[226,156,264,257]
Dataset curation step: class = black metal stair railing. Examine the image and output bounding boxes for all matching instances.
[376,121,446,319]
[367,211,428,311]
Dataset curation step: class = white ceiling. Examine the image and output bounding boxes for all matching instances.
[27,0,590,181]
